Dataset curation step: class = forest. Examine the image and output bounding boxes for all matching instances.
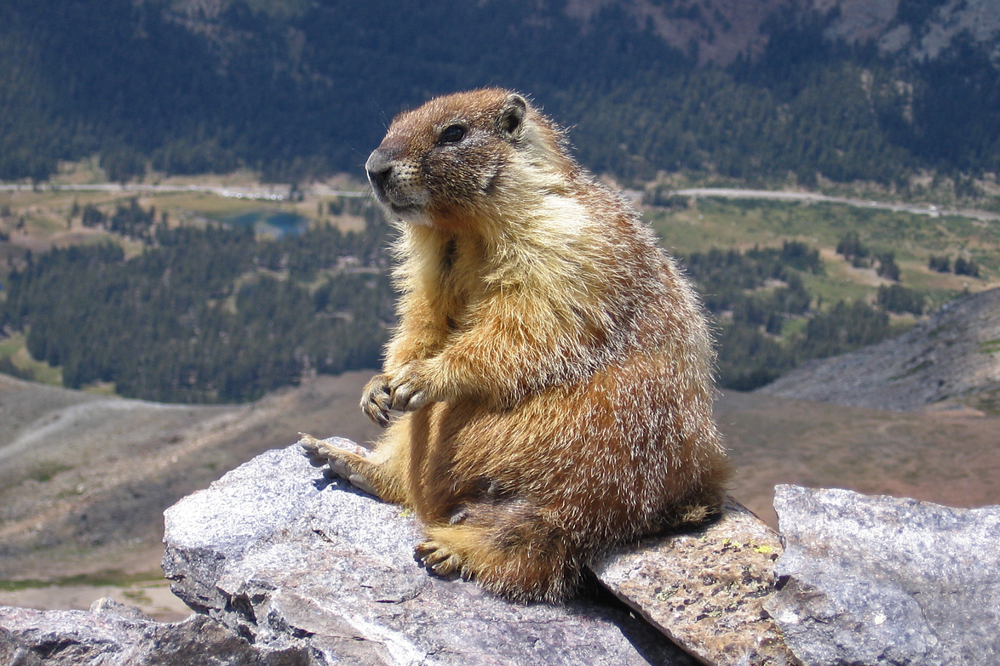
[681,240,918,389]
[0,200,924,401]
[1,208,396,403]
[1,0,990,401]
[1,0,998,187]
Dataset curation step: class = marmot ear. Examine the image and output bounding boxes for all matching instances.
[499,94,527,138]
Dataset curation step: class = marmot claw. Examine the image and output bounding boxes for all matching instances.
[360,374,393,427]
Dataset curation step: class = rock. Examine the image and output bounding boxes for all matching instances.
[596,497,797,666]
[911,0,1000,61]
[757,287,1000,412]
[162,442,698,666]
[765,485,1000,666]
[0,598,307,665]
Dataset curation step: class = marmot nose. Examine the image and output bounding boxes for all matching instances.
[365,149,392,193]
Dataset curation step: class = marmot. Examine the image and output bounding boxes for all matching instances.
[302,88,730,602]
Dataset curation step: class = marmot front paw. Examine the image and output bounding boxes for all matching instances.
[361,365,432,426]
[360,374,394,427]
[387,362,431,413]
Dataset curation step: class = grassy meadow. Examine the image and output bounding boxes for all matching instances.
[1,179,998,393]
[648,197,998,311]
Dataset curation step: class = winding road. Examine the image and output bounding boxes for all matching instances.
[0,181,368,201]
[671,188,1000,224]
[2,181,997,224]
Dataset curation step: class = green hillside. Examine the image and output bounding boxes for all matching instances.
[2,0,999,190]
[1,207,395,403]
[2,192,994,402]
[2,0,999,403]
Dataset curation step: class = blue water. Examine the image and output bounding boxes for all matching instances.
[224,210,309,237]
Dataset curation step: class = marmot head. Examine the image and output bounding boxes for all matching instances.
[366,89,574,229]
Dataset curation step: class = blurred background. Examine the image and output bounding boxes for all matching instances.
[1,0,998,620]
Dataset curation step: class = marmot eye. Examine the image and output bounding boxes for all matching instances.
[439,124,466,144]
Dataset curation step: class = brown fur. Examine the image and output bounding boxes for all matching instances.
[303,88,730,602]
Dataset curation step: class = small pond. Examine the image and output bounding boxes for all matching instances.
[223,210,310,237]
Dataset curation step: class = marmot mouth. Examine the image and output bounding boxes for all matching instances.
[386,201,432,226]
[387,201,424,217]
[370,187,423,217]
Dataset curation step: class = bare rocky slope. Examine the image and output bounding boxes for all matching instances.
[3,284,1000,614]
[757,287,1000,413]
[2,358,999,614]
[566,0,1000,66]
[0,371,383,583]
[5,457,997,665]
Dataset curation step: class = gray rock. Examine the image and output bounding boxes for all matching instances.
[912,0,1000,62]
[0,598,307,665]
[597,496,797,666]
[757,287,1000,412]
[765,485,1000,666]
[163,442,696,666]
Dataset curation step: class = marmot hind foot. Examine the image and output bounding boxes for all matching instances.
[415,540,470,579]
[298,433,379,497]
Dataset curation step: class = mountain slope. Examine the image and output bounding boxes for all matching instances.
[0,370,383,581]
[2,0,999,185]
[758,286,1000,412]
[3,364,999,584]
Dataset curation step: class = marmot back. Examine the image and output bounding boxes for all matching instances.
[302,88,730,602]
